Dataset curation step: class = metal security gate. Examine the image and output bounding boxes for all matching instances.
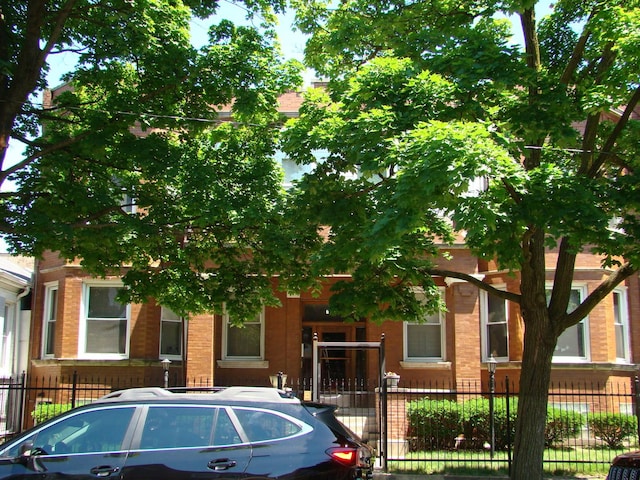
[312,333,389,469]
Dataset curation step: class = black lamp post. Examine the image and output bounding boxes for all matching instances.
[487,354,497,459]
[162,358,171,388]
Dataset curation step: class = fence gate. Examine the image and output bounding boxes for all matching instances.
[312,333,389,469]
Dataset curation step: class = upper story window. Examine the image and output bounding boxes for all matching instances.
[120,193,136,214]
[613,287,630,363]
[160,307,183,360]
[278,150,316,189]
[548,284,590,362]
[42,282,59,358]
[79,281,129,359]
[480,288,509,361]
[403,290,445,362]
[222,307,264,360]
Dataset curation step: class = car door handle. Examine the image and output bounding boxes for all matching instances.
[207,458,237,471]
[90,465,121,477]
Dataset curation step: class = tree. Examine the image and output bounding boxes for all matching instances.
[283,0,640,478]
[0,0,314,318]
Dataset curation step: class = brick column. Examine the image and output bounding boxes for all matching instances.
[185,312,215,381]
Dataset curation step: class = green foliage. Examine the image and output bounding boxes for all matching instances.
[407,398,463,450]
[544,408,585,447]
[461,397,518,450]
[284,1,640,476]
[407,397,588,451]
[31,404,72,425]
[588,413,638,449]
[1,0,309,321]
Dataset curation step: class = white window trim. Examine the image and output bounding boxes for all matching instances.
[159,307,184,361]
[221,305,265,361]
[480,286,509,362]
[0,294,14,377]
[548,283,590,363]
[613,286,630,363]
[403,288,446,363]
[78,280,130,360]
[41,281,59,359]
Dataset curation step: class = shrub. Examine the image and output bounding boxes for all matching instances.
[460,397,518,450]
[544,408,584,447]
[492,397,518,450]
[407,398,462,450]
[588,413,638,449]
[32,403,72,424]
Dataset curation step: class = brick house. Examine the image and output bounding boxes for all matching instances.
[27,88,640,398]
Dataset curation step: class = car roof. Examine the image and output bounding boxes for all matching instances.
[94,386,302,405]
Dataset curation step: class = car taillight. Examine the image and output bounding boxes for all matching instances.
[327,447,370,468]
[327,447,357,466]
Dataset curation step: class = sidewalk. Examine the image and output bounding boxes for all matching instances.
[374,474,508,480]
[373,473,605,480]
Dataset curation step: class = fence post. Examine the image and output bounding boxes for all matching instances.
[71,371,78,408]
[634,376,640,446]
[506,375,512,477]
[18,371,26,433]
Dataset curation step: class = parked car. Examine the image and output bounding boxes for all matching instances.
[607,450,640,480]
[0,386,374,479]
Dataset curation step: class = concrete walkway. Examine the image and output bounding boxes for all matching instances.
[373,472,606,480]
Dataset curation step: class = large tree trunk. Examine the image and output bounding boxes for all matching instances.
[511,227,558,479]
[511,308,557,479]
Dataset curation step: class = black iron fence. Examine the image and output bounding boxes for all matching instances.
[384,376,640,476]
[0,373,638,476]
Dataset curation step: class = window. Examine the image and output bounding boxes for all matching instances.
[42,283,58,358]
[278,150,316,189]
[80,282,129,359]
[403,290,445,361]
[480,289,509,361]
[140,406,216,449]
[160,307,183,360]
[0,298,11,373]
[233,408,310,443]
[120,193,136,214]
[548,285,589,362]
[222,308,264,360]
[613,288,630,362]
[31,407,135,454]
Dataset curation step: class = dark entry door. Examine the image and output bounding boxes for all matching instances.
[301,306,367,384]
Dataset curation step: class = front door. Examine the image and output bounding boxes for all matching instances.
[301,303,367,384]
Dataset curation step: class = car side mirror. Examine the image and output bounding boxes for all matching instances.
[14,441,34,464]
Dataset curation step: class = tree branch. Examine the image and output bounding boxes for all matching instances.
[427,267,521,303]
[562,262,637,329]
[559,23,593,84]
[548,237,576,320]
[588,85,640,178]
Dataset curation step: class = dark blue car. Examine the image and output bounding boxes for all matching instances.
[0,387,374,480]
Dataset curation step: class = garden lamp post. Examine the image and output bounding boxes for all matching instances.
[487,354,497,459]
[162,358,171,388]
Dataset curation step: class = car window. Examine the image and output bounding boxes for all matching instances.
[32,407,135,455]
[212,408,242,445]
[140,406,215,449]
[234,409,302,442]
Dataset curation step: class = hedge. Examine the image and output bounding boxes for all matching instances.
[407,396,585,451]
[588,413,638,448]
[31,403,73,425]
